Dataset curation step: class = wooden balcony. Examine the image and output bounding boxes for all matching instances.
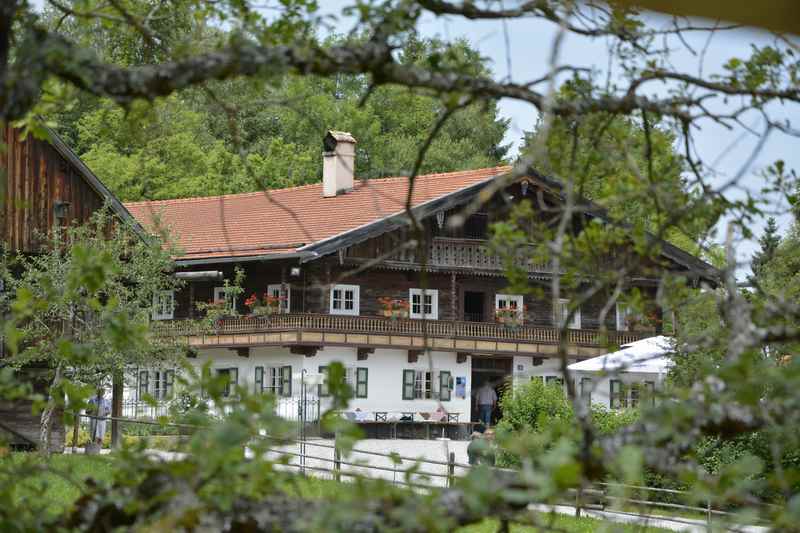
[152,313,651,358]
[351,237,555,274]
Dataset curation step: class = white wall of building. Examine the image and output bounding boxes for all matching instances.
[127,346,473,421]
[573,371,665,409]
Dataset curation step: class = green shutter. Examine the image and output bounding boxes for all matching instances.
[402,370,415,400]
[356,368,368,398]
[255,366,264,393]
[439,371,451,401]
[281,365,292,397]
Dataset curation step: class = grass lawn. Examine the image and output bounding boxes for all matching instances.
[2,453,670,532]
[460,517,671,532]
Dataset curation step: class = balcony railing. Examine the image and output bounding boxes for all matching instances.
[152,313,649,348]
[377,237,554,273]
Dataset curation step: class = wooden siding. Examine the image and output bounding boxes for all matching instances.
[170,258,659,335]
[1,125,105,252]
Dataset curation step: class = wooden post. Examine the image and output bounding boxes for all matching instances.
[334,439,341,482]
[706,498,712,531]
[447,451,455,488]
[71,412,79,453]
[111,372,123,449]
[575,486,582,517]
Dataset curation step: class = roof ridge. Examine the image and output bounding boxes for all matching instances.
[123,165,513,207]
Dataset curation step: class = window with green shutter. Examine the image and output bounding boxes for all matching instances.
[402,369,415,400]
[280,365,292,397]
[439,371,452,401]
[356,368,368,398]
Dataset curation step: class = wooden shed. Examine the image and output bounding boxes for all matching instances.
[0,124,144,451]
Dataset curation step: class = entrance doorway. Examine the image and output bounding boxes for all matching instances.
[471,356,512,426]
[464,291,485,322]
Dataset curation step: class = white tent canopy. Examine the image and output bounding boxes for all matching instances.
[568,336,674,374]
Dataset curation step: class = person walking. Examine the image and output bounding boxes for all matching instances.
[88,386,111,447]
[476,381,497,427]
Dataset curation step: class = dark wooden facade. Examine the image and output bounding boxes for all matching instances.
[0,126,108,252]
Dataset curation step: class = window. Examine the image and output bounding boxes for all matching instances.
[495,294,524,315]
[580,377,592,403]
[330,284,359,315]
[415,370,433,399]
[439,371,452,401]
[555,298,581,329]
[610,379,626,409]
[266,284,291,313]
[643,381,656,406]
[255,367,279,395]
[402,369,450,400]
[216,367,239,398]
[409,289,439,319]
[279,365,292,397]
[355,368,368,398]
[152,370,174,401]
[138,370,149,400]
[152,290,174,320]
[545,375,564,388]
[630,383,641,408]
[616,302,630,331]
[213,286,237,313]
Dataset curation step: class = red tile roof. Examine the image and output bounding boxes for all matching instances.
[124,166,511,262]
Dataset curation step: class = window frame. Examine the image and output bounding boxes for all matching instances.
[329,284,360,316]
[579,377,592,403]
[138,370,149,401]
[213,286,237,314]
[616,302,629,331]
[495,293,524,316]
[409,288,439,319]
[610,379,626,409]
[152,290,175,320]
[266,283,291,313]
[555,298,581,329]
[216,367,239,398]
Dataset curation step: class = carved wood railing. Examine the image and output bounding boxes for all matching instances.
[151,313,650,347]
[377,237,554,273]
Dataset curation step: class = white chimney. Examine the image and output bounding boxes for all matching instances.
[322,130,356,197]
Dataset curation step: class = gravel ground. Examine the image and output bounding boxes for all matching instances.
[265,438,472,487]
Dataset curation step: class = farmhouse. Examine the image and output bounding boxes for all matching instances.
[123,131,717,432]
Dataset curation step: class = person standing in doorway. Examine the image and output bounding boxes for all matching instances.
[476,381,497,427]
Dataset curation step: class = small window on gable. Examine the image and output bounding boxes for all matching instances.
[266,284,291,313]
[152,290,174,320]
[214,286,237,314]
[330,284,359,315]
[409,289,438,319]
[555,298,581,329]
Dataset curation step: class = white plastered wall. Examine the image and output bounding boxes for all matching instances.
[128,346,473,420]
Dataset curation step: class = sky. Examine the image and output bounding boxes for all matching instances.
[315,2,799,275]
[31,0,799,276]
